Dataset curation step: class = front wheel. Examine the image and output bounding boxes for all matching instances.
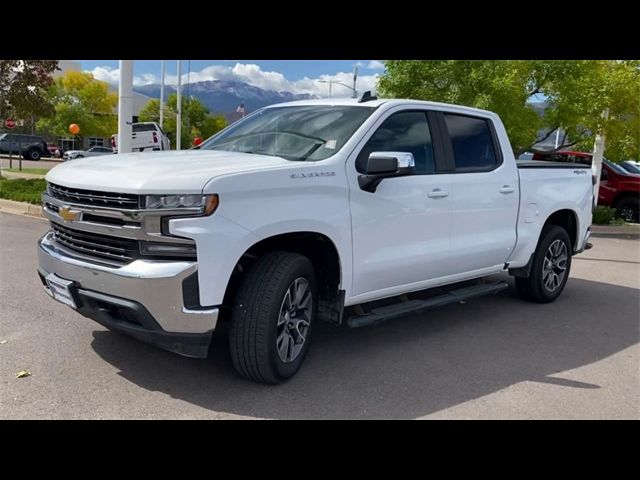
[229,251,317,384]
[515,225,572,303]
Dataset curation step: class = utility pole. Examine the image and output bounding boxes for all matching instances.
[118,60,134,154]
[159,60,165,129]
[176,60,182,150]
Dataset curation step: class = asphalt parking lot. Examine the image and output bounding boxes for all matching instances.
[0,211,638,419]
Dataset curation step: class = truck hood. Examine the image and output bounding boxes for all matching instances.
[45,150,292,193]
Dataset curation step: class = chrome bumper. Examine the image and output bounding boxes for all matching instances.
[37,232,218,334]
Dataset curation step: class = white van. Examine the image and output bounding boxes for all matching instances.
[111,122,170,153]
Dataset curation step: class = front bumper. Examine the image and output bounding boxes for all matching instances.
[37,232,218,358]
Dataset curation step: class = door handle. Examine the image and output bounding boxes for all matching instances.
[427,188,449,199]
[499,185,515,194]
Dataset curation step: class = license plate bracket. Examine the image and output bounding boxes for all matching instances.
[45,273,78,309]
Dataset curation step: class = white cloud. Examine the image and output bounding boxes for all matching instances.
[86,62,380,98]
[367,60,385,70]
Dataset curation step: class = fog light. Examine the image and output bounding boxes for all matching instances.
[140,242,197,257]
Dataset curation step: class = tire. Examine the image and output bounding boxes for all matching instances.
[75,155,84,159]
[229,251,317,384]
[614,196,639,223]
[515,225,572,303]
[26,149,41,161]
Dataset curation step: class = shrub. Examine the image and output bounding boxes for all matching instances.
[592,205,618,225]
[0,177,47,204]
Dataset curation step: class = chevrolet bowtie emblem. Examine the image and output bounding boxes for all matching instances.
[59,207,81,222]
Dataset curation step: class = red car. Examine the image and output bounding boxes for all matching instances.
[532,151,640,223]
[46,143,63,158]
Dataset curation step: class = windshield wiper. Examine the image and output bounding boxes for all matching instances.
[297,142,324,161]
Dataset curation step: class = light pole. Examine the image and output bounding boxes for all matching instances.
[318,79,357,98]
[118,60,133,154]
[159,60,165,129]
[176,60,182,150]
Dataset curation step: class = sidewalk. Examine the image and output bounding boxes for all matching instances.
[0,170,46,179]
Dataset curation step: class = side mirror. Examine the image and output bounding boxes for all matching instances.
[359,152,416,192]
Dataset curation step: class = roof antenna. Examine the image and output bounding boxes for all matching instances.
[358,90,378,103]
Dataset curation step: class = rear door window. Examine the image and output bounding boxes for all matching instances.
[133,123,157,133]
[443,114,499,172]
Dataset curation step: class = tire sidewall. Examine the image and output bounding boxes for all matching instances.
[531,226,572,302]
[266,258,317,380]
[28,149,41,160]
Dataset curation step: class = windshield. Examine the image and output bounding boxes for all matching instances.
[604,159,630,175]
[200,105,375,161]
[620,161,640,174]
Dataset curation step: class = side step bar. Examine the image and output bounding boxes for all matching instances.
[347,281,509,328]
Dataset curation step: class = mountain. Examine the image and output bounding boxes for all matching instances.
[134,80,316,117]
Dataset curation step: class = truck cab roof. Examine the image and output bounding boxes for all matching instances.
[264,97,499,118]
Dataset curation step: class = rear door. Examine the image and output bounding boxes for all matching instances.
[441,112,520,273]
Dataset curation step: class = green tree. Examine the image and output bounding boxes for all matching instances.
[36,71,118,139]
[377,60,640,161]
[0,60,59,121]
[139,94,227,148]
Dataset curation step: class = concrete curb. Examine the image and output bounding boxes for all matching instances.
[591,224,640,240]
[0,198,44,218]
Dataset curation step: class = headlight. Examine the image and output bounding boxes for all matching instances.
[144,194,218,215]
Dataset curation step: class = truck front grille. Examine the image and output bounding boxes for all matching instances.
[51,223,139,263]
[48,183,140,209]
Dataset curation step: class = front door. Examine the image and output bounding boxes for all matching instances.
[348,109,453,300]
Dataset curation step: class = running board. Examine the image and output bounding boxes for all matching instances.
[347,281,509,328]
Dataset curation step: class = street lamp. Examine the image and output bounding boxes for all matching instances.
[318,80,357,98]
[318,77,358,98]
[318,66,359,98]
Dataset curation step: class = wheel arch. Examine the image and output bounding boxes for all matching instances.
[222,231,344,323]
[543,209,579,252]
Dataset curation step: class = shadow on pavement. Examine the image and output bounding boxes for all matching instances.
[91,277,639,419]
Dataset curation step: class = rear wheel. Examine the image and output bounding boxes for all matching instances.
[515,225,572,303]
[614,196,639,223]
[229,251,316,384]
[25,149,41,160]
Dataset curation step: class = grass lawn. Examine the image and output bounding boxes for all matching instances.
[0,176,46,204]
[2,167,49,175]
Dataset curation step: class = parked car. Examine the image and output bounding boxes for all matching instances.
[39,97,594,383]
[621,160,640,174]
[47,143,63,159]
[63,146,114,160]
[532,151,639,222]
[0,133,49,160]
[111,122,170,153]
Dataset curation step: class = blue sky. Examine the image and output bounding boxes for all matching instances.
[78,60,385,97]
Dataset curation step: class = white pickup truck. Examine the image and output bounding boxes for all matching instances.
[38,96,594,383]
